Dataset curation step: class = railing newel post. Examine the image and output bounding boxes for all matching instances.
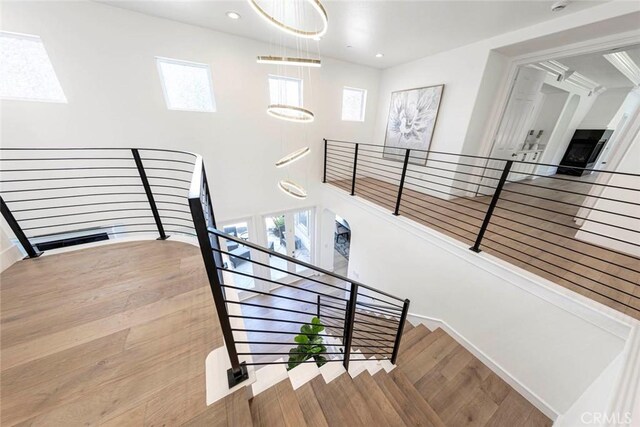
[0,196,42,258]
[131,149,168,240]
[391,299,410,364]
[470,160,513,253]
[350,144,359,196]
[342,282,358,371]
[393,149,411,216]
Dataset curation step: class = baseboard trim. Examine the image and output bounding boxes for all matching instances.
[407,311,561,421]
[1,244,23,272]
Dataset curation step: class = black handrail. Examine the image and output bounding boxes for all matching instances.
[322,139,640,318]
[0,146,412,388]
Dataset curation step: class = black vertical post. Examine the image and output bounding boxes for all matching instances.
[189,159,248,387]
[350,144,359,196]
[391,299,410,364]
[0,196,41,258]
[393,149,411,216]
[317,294,321,319]
[131,149,167,240]
[342,282,358,371]
[322,139,328,184]
[470,160,513,253]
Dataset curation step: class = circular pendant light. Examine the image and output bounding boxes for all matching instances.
[257,55,321,68]
[275,147,310,168]
[248,0,328,39]
[267,105,315,123]
[278,179,308,199]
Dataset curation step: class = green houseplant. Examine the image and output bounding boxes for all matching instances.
[287,316,327,370]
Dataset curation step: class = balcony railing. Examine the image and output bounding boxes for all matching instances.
[0,147,410,388]
[322,139,640,319]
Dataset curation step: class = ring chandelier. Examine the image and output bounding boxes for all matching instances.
[278,179,308,199]
[267,104,315,123]
[275,146,311,168]
[256,55,321,68]
[248,0,328,39]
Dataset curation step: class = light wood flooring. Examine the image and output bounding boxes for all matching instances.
[326,174,640,319]
[1,240,551,426]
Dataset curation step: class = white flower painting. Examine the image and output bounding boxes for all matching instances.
[383,85,444,165]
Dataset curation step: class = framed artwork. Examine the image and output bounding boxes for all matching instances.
[383,84,444,165]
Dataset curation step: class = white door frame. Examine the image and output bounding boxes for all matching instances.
[478,30,640,161]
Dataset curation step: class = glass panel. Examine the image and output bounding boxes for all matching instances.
[265,215,288,280]
[294,210,312,272]
[222,222,254,291]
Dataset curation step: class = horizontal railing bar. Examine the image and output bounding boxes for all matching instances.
[326,154,355,166]
[505,179,640,204]
[356,301,404,315]
[483,243,640,312]
[26,224,156,239]
[0,157,134,161]
[224,299,346,321]
[402,180,493,208]
[1,184,143,193]
[142,167,193,174]
[220,283,339,307]
[210,227,406,303]
[487,194,640,235]
[0,147,197,157]
[18,208,153,221]
[0,167,136,172]
[214,252,350,295]
[351,326,398,339]
[401,197,485,223]
[146,176,192,184]
[483,225,639,288]
[147,183,189,192]
[0,175,142,183]
[492,204,640,249]
[10,200,149,212]
[400,189,488,218]
[356,153,406,166]
[231,328,337,338]
[228,315,346,329]
[401,201,481,234]
[356,164,402,179]
[237,351,348,356]
[353,186,397,207]
[402,210,475,242]
[240,360,348,366]
[322,302,402,325]
[326,165,354,176]
[23,217,155,231]
[405,169,500,191]
[140,157,196,166]
[405,173,495,196]
[500,188,640,217]
[506,171,640,191]
[356,299,403,312]
[325,139,640,177]
[407,163,502,182]
[3,192,146,203]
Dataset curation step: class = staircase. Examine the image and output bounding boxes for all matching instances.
[182,323,552,426]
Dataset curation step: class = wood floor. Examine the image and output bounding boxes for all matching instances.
[1,240,551,426]
[326,175,640,319]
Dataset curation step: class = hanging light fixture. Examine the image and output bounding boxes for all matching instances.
[275,146,310,168]
[278,179,308,199]
[257,55,321,68]
[267,104,315,122]
[248,0,328,39]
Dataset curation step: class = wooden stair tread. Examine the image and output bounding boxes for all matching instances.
[373,370,438,427]
[328,373,378,426]
[295,381,330,427]
[397,327,444,365]
[250,379,307,427]
[352,371,406,427]
[309,375,352,426]
[390,369,445,427]
[399,323,430,354]
[400,332,458,383]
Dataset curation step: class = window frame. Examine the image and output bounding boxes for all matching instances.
[0,31,67,104]
[268,74,304,107]
[341,86,367,122]
[155,56,216,113]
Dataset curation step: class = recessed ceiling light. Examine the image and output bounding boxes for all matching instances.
[375,53,384,58]
[226,11,241,19]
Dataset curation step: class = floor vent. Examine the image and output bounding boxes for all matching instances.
[35,232,109,251]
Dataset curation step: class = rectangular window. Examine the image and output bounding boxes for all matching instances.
[268,75,303,107]
[341,87,367,121]
[156,57,216,112]
[0,31,67,103]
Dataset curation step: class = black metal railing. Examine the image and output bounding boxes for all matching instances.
[0,148,197,253]
[323,139,640,319]
[188,156,410,386]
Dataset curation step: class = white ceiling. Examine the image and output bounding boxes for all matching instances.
[559,45,640,88]
[98,0,605,68]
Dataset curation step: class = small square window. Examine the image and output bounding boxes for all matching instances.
[268,75,303,107]
[341,87,367,122]
[0,31,67,103]
[156,57,216,112]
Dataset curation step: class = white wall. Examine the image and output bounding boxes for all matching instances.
[580,87,632,129]
[533,89,570,149]
[320,185,630,418]
[0,1,381,224]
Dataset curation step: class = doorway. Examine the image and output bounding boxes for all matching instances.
[333,215,350,276]
[263,208,314,284]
